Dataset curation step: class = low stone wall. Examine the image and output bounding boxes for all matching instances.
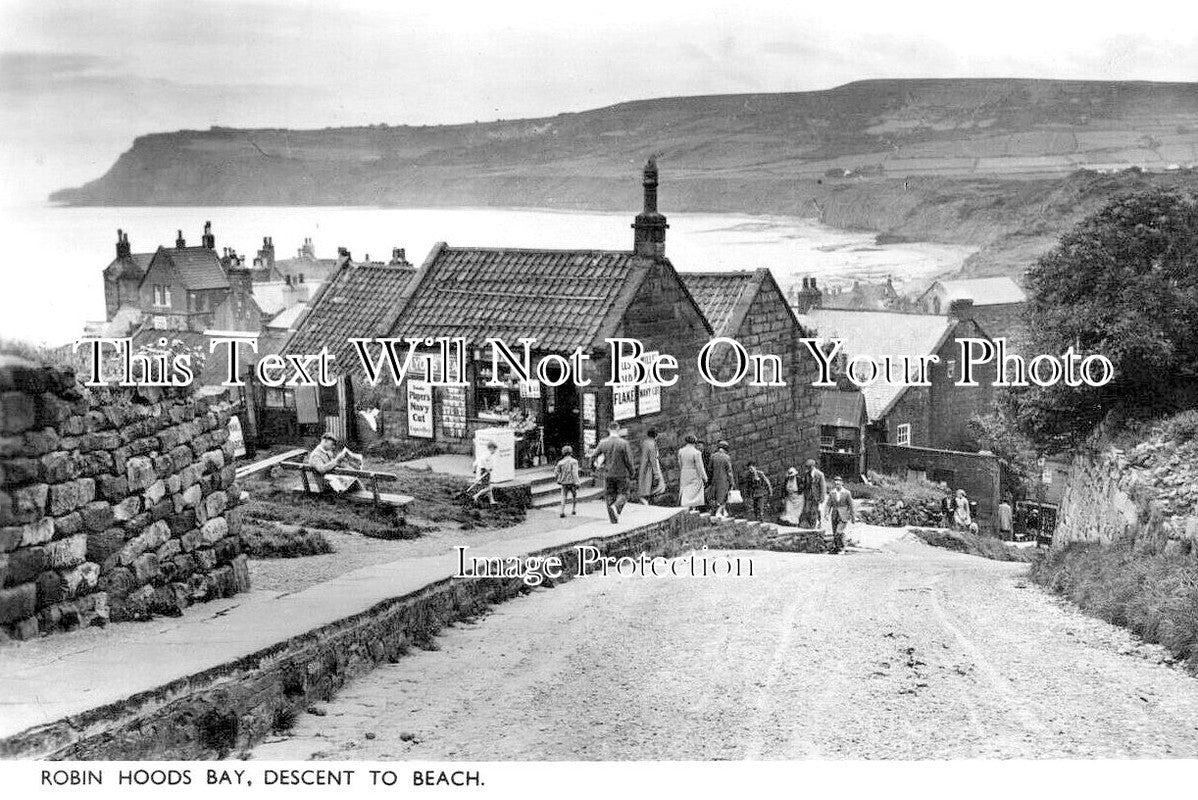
[0,510,822,760]
[0,356,248,640]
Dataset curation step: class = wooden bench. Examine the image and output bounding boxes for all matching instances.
[278,461,414,510]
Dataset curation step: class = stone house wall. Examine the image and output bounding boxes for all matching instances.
[869,442,1002,527]
[0,356,249,640]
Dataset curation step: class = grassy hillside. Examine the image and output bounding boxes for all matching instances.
[51,78,1198,275]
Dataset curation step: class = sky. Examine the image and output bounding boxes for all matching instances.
[3,0,1198,205]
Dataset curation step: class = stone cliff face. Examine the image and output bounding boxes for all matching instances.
[1055,417,1198,557]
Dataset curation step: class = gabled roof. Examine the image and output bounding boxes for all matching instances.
[103,253,154,282]
[283,262,419,369]
[681,268,805,337]
[797,308,956,421]
[817,389,866,429]
[386,244,654,352]
[923,276,1026,306]
[146,246,229,291]
[680,271,759,336]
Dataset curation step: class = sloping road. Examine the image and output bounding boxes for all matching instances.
[252,526,1198,760]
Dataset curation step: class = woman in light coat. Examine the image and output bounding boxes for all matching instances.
[780,467,804,524]
[638,428,665,503]
[952,488,972,531]
[677,434,708,509]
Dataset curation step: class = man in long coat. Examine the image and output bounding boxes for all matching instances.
[798,458,827,528]
[595,420,636,524]
[637,428,665,503]
[710,440,735,518]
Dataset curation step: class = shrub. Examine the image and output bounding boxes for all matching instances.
[242,523,334,558]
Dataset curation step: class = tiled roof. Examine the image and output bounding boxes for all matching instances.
[103,253,154,281]
[817,389,866,428]
[798,308,955,420]
[680,271,759,336]
[930,276,1026,306]
[284,262,419,371]
[390,245,649,352]
[151,247,229,291]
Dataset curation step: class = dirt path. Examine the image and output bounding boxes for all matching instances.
[251,526,1198,760]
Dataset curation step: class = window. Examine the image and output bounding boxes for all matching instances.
[264,387,295,409]
[153,285,172,307]
[819,432,834,451]
[896,423,911,446]
[945,359,956,379]
[153,285,164,306]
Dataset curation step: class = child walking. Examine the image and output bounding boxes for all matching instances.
[555,445,581,517]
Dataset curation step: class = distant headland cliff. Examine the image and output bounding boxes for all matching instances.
[52,78,1198,276]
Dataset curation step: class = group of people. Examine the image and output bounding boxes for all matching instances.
[941,488,977,533]
[560,423,854,553]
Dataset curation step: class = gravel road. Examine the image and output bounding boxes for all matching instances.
[251,525,1198,760]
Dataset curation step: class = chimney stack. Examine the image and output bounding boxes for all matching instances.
[794,276,823,314]
[258,236,276,270]
[201,221,215,250]
[390,247,408,266]
[949,298,975,321]
[176,230,186,248]
[632,156,669,258]
[116,229,131,259]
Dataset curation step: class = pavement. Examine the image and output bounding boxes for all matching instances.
[0,502,679,742]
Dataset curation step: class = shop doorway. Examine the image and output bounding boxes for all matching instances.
[542,381,581,461]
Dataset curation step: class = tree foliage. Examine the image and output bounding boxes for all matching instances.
[1018,189,1198,447]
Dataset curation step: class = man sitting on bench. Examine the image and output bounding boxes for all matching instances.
[307,433,363,494]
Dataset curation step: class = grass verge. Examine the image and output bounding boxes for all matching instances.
[910,527,1038,563]
[1031,541,1198,672]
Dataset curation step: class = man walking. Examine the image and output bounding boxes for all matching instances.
[595,420,635,524]
[798,458,827,528]
[827,476,855,554]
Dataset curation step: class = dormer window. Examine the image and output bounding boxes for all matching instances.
[153,285,172,307]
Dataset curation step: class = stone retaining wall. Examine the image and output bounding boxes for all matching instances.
[0,356,249,640]
[0,510,823,760]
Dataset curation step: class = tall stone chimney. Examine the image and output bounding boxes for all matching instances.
[390,247,409,266]
[258,236,275,270]
[116,229,131,259]
[226,255,255,327]
[201,221,215,250]
[794,276,823,313]
[632,157,668,258]
[176,230,186,248]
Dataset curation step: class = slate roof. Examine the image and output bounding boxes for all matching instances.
[266,303,309,331]
[388,244,650,352]
[104,253,154,282]
[148,247,229,291]
[797,308,956,421]
[925,276,1026,306]
[284,262,419,371]
[817,389,866,429]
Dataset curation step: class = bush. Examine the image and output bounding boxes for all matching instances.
[1031,540,1198,672]
[854,472,950,527]
[242,523,334,558]
[910,527,1037,563]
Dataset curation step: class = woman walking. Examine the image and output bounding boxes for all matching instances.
[780,466,804,524]
[638,428,665,503]
[677,434,708,510]
[952,488,972,531]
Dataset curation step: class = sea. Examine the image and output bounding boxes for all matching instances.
[0,204,976,345]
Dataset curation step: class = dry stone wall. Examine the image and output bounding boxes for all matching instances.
[1055,424,1198,557]
[0,356,249,640]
